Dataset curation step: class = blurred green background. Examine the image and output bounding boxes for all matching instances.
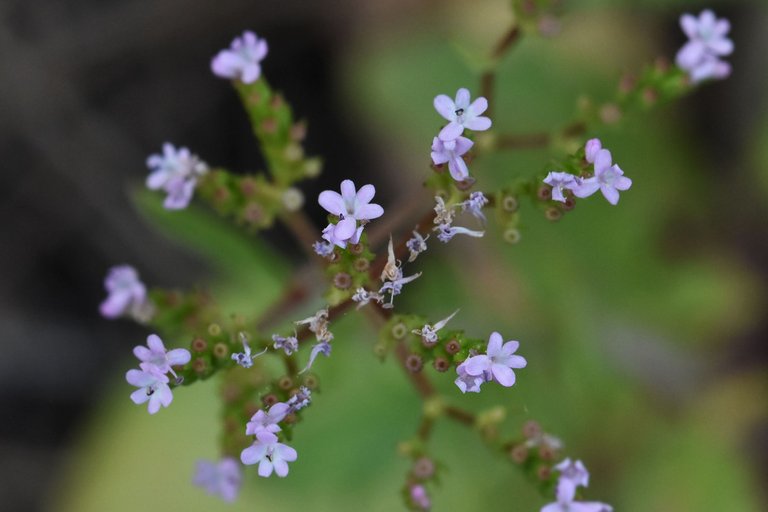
[32,0,767,511]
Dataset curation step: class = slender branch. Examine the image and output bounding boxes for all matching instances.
[480,25,521,118]
[444,405,475,426]
[495,132,550,150]
[279,211,322,261]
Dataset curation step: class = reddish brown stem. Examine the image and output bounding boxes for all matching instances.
[445,405,476,426]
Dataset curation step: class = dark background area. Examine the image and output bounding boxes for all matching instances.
[1,1,766,511]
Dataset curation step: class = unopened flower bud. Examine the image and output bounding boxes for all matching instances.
[290,121,307,141]
[353,258,370,272]
[445,339,461,355]
[405,354,424,373]
[501,195,519,212]
[412,457,435,479]
[304,158,322,178]
[191,337,208,352]
[240,177,257,197]
[243,202,264,225]
[261,118,277,134]
[522,420,542,438]
[391,322,408,340]
[537,185,552,201]
[262,393,279,407]
[600,103,622,124]
[278,375,294,390]
[510,444,529,464]
[538,444,556,461]
[455,176,476,191]
[373,343,387,359]
[333,272,352,290]
[303,374,319,389]
[349,243,364,255]
[192,357,207,375]
[503,228,522,244]
[642,87,658,106]
[282,187,304,212]
[537,464,552,480]
[562,197,576,211]
[283,412,297,424]
[208,323,222,336]
[433,356,451,372]
[213,343,229,359]
[544,207,562,222]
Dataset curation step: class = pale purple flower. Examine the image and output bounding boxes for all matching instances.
[462,191,489,223]
[231,333,267,368]
[193,458,242,503]
[433,88,492,141]
[211,31,268,84]
[454,361,485,394]
[318,179,384,248]
[126,363,173,414]
[573,149,632,205]
[430,136,473,181]
[413,309,459,346]
[100,265,153,322]
[543,172,578,203]
[272,333,299,356]
[410,484,431,510]
[463,332,527,388]
[287,386,312,411]
[240,431,297,478]
[146,143,208,210]
[584,138,602,164]
[676,10,733,83]
[435,223,484,243]
[541,459,612,512]
[300,340,331,374]
[133,334,190,380]
[406,230,429,262]
[312,240,335,259]
[246,402,290,436]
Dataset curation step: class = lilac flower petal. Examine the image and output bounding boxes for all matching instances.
[593,149,612,174]
[241,63,262,84]
[448,155,469,181]
[100,291,132,318]
[167,348,192,366]
[272,459,289,477]
[506,354,527,369]
[487,331,504,356]
[333,217,357,240]
[356,184,376,205]
[433,94,456,121]
[147,334,165,352]
[276,444,298,462]
[350,225,365,245]
[614,175,632,191]
[500,340,520,356]
[573,178,600,198]
[600,185,620,205]
[464,354,491,376]
[356,203,384,220]
[491,364,516,387]
[676,41,706,69]
[680,14,698,39]
[439,121,464,141]
[454,88,470,109]
[130,388,149,405]
[468,97,488,116]
[585,138,602,164]
[258,460,274,477]
[453,136,474,155]
[340,179,357,205]
[464,116,492,131]
[240,444,268,465]
[318,190,345,216]
[157,385,173,407]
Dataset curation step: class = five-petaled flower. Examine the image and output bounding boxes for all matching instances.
[433,88,492,141]
[462,331,527,388]
[240,431,298,478]
[573,147,632,205]
[318,179,384,248]
[126,363,174,414]
[134,333,191,378]
[543,172,578,203]
[146,143,208,210]
[211,31,269,84]
[246,402,290,436]
[541,459,613,512]
[193,458,242,503]
[676,10,733,83]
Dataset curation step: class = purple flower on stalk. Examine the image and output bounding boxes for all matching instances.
[406,230,429,262]
[435,223,484,243]
[211,31,268,84]
[133,334,191,378]
[272,333,299,356]
[312,240,335,259]
[676,10,733,83]
[543,172,578,203]
[146,143,208,210]
[240,431,298,478]
[287,386,312,411]
[430,136,474,181]
[410,484,431,510]
[462,191,489,223]
[463,332,527,388]
[541,459,612,512]
[246,403,290,436]
[433,88,492,140]
[126,363,173,414]
[318,179,384,248]
[300,340,332,374]
[573,148,632,205]
[193,458,242,503]
[100,265,153,322]
[231,333,267,369]
[454,361,485,394]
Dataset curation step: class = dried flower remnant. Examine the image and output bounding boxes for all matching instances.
[211,31,268,84]
[406,230,429,262]
[272,333,299,356]
[231,333,268,368]
[413,309,459,346]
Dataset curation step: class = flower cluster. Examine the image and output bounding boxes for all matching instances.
[676,10,733,84]
[541,459,612,512]
[211,30,269,84]
[318,179,384,248]
[455,331,527,393]
[125,334,191,414]
[543,139,632,206]
[99,265,153,322]
[431,88,492,182]
[146,143,208,210]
